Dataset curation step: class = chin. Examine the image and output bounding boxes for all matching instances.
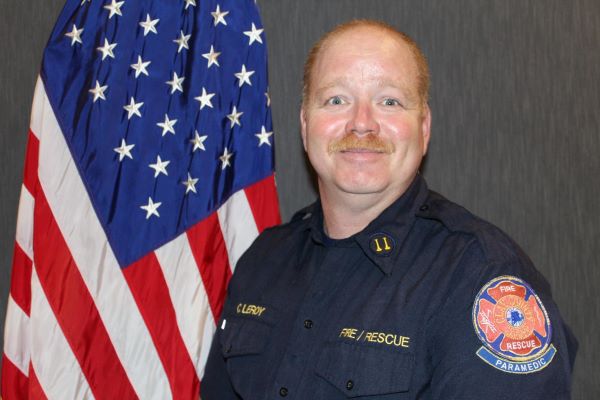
[335,178,389,196]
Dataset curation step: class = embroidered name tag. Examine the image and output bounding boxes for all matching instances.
[236,303,266,317]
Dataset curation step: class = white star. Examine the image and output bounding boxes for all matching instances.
[140,197,161,219]
[123,97,143,119]
[104,0,124,19]
[243,23,264,45]
[202,45,221,68]
[255,125,273,147]
[219,147,233,170]
[96,38,117,60]
[234,64,255,87]
[148,155,170,178]
[226,106,243,127]
[130,55,150,78]
[165,72,185,94]
[65,24,83,46]
[265,91,271,107]
[89,80,108,102]
[113,139,135,161]
[190,130,207,152]
[194,87,215,109]
[157,114,177,136]
[211,4,229,26]
[184,0,196,10]
[182,173,198,194]
[173,30,191,53]
[139,14,159,36]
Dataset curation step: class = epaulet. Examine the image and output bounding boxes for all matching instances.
[290,202,318,223]
[416,190,526,264]
[415,190,484,234]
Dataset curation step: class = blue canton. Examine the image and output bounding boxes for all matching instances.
[41,0,274,266]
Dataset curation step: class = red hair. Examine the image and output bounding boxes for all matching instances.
[302,19,430,106]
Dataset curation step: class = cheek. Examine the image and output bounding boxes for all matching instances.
[306,115,345,150]
[382,117,421,142]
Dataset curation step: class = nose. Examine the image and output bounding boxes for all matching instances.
[346,100,379,136]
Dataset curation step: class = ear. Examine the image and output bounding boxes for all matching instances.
[300,107,308,151]
[420,104,432,156]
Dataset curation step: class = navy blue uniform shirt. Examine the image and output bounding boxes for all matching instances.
[202,175,577,399]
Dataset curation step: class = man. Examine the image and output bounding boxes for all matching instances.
[202,20,577,399]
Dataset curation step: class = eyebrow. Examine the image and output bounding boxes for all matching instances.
[313,77,351,99]
[313,76,418,103]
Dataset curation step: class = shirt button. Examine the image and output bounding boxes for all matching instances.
[346,380,354,390]
[419,204,429,211]
[279,387,288,397]
[304,319,313,329]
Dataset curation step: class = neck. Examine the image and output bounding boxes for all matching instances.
[319,183,405,239]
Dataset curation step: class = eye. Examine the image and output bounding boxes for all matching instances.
[326,96,345,106]
[382,98,401,106]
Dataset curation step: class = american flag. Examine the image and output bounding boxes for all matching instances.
[1,0,280,398]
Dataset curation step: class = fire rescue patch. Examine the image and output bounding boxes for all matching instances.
[472,275,555,374]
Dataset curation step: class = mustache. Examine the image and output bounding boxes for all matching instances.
[327,133,395,154]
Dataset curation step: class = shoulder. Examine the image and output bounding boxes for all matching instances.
[227,202,316,292]
[416,190,533,269]
[413,189,553,300]
[417,193,577,385]
[245,201,316,252]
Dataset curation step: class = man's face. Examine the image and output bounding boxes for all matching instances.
[300,27,431,201]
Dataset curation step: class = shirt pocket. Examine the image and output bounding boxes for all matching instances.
[315,341,415,398]
[219,314,274,397]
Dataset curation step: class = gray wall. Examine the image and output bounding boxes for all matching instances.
[2,0,598,397]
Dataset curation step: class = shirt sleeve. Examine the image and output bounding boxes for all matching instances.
[425,254,578,399]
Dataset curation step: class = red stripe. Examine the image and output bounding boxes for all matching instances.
[28,363,48,400]
[186,213,231,321]
[23,131,39,195]
[244,174,281,233]
[33,187,138,399]
[123,253,200,400]
[9,243,33,316]
[1,356,29,400]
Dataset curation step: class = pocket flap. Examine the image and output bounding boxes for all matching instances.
[316,342,414,397]
[220,317,272,358]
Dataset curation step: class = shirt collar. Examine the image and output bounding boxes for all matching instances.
[306,201,356,248]
[307,174,429,275]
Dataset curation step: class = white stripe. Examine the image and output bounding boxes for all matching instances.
[30,78,47,139]
[217,190,259,271]
[15,186,34,259]
[29,268,93,399]
[155,234,216,379]
[35,81,172,399]
[3,295,30,376]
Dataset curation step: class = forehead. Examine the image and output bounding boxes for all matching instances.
[312,26,419,92]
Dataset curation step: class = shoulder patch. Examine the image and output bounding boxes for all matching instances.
[472,275,556,374]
